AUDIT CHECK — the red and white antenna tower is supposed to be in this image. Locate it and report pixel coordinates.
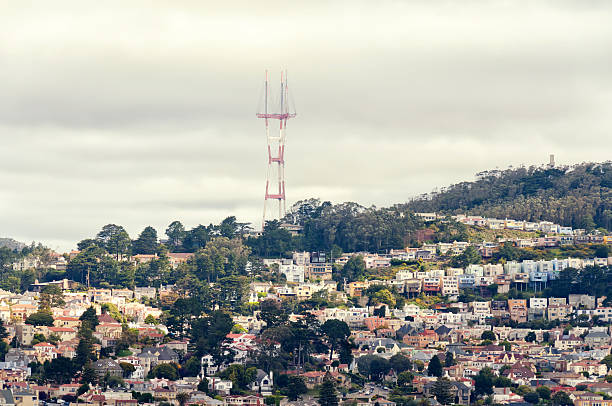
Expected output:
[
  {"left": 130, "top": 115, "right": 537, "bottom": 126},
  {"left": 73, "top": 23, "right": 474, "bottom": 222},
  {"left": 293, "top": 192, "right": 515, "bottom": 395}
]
[{"left": 257, "top": 70, "right": 296, "bottom": 229}]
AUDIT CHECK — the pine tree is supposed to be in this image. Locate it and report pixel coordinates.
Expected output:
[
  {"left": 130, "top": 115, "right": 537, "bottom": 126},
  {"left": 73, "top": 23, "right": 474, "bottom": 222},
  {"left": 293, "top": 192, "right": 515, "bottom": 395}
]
[
  {"left": 75, "top": 327, "right": 96, "bottom": 369},
  {"left": 432, "top": 377, "right": 455, "bottom": 405},
  {"left": 0, "top": 319, "right": 8, "bottom": 362},
  {"left": 133, "top": 226, "right": 159, "bottom": 255},
  {"left": 318, "top": 377, "right": 339, "bottom": 406},
  {"left": 81, "top": 362, "right": 97, "bottom": 385},
  {"left": 427, "top": 355, "right": 443, "bottom": 377},
  {"left": 287, "top": 376, "right": 308, "bottom": 401},
  {"left": 79, "top": 307, "right": 99, "bottom": 330},
  {"left": 0, "top": 319, "right": 8, "bottom": 340},
  {"left": 444, "top": 352, "right": 455, "bottom": 367},
  {"left": 474, "top": 367, "right": 494, "bottom": 397}
]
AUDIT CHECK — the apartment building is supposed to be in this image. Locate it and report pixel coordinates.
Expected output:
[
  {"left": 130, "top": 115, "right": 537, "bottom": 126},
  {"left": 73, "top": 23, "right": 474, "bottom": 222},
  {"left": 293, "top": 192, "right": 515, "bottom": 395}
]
[
  {"left": 305, "top": 263, "right": 332, "bottom": 281},
  {"left": 279, "top": 263, "right": 305, "bottom": 283},
  {"left": 471, "top": 301, "right": 491, "bottom": 315},
  {"left": 507, "top": 299, "right": 528, "bottom": 323},
  {"left": 548, "top": 305, "right": 572, "bottom": 321},
  {"left": 423, "top": 278, "right": 441, "bottom": 294},
  {"left": 529, "top": 298, "right": 547, "bottom": 309},
  {"left": 441, "top": 277, "right": 459, "bottom": 296}
]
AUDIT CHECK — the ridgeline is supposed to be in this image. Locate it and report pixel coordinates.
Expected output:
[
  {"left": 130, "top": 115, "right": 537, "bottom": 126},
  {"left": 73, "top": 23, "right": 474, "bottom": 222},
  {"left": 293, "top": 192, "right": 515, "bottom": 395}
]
[{"left": 403, "top": 161, "right": 612, "bottom": 231}]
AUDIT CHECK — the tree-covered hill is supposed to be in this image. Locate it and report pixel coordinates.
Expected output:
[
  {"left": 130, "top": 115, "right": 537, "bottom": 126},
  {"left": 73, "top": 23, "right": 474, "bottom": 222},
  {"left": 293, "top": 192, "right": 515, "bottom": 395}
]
[
  {"left": 250, "top": 201, "right": 425, "bottom": 257},
  {"left": 403, "top": 162, "right": 612, "bottom": 231}
]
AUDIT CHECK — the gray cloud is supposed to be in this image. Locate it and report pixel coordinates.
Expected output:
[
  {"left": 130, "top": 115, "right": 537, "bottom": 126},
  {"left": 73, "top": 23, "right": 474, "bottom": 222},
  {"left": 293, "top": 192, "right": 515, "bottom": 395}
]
[{"left": 1, "top": 1, "right": 611, "bottom": 251}]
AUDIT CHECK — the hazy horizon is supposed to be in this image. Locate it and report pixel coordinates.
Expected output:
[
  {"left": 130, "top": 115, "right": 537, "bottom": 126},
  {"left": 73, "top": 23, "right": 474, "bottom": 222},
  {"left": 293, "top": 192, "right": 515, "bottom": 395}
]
[{"left": 2, "top": 1, "right": 612, "bottom": 252}]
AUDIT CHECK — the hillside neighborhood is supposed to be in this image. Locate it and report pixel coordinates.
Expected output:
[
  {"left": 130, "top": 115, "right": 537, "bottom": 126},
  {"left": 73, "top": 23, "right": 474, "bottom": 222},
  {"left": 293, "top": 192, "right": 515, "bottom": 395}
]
[
  {"left": 2, "top": 1, "right": 612, "bottom": 405},
  {"left": 1, "top": 211, "right": 612, "bottom": 406}
]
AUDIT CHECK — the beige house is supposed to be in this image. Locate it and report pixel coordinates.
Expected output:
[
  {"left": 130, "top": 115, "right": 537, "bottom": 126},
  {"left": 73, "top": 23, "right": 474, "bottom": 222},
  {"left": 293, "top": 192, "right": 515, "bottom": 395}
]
[
  {"left": 569, "top": 360, "right": 608, "bottom": 377},
  {"left": 53, "top": 316, "right": 81, "bottom": 329},
  {"left": 47, "top": 326, "right": 78, "bottom": 342},
  {"left": 10, "top": 304, "right": 38, "bottom": 321}
]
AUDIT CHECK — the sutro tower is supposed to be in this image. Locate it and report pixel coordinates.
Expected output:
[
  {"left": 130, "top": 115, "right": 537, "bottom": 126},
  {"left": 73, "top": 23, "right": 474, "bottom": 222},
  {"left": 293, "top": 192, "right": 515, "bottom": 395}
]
[{"left": 257, "top": 70, "right": 296, "bottom": 229}]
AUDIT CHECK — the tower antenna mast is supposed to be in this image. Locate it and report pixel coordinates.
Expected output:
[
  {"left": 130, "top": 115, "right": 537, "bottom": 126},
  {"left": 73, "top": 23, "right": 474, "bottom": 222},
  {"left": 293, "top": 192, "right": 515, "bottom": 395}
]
[{"left": 257, "top": 70, "right": 296, "bottom": 230}]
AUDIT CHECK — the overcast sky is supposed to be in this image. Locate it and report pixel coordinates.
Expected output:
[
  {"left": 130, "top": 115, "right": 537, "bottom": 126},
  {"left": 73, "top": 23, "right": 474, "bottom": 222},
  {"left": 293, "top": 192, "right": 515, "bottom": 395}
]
[{"left": 1, "top": 1, "right": 611, "bottom": 252}]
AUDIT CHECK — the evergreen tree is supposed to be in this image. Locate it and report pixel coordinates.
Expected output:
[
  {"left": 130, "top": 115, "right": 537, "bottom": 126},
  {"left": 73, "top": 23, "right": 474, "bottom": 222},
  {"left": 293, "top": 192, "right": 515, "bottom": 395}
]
[
  {"left": 321, "top": 319, "right": 351, "bottom": 361},
  {"left": 77, "top": 383, "right": 90, "bottom": 396},
  {"left": 286, "top": 376, "right": 308, "bottom": 401},
  {"left": 317, "top": 377, "right": 339, "bottom": 406},
  {"left": 218, "top": 216, "right": 239, "bottom": 239},
  {"left": 356, "top": 355, "right": 391, "bottom": 381},
  {"left": 536, "top": 386, "right": 551, "bottom": 400},
  {"left": 340, "top": 255, "right": 366, "bottom": 281},
  {"left": 389, "top": 354, "right": 412, "bottom": 373},
  {"left": 432, "top": 377, "right": 454, "bottom": 405},
  {"left": 166, "top": 221, "right": 187, "bottom": 251},
  {"left": 81, "top": 362, "right": 97, "bottom": 385},
  {"left": 144, "top": 315, "right": 157, "bottom": 325},
  {"left": 43, "top": 356, "right": 76, "bottom": 384},
  {"left": 0, "top": 319, "right": 8, "bottom": 361},
  {"left": 474, "top": 367, "right": 495, "bottom": 397},
  {"left": 338, "top": 340, "right": 354, "bottom": 365},
  {"left": 96, "top": 224, "right": 131, "bottom": 260},
  {"left": 79, "top": 306, "right": 99, "bottom": 330},
  {"left": 75, "top": 327, "right": 96, "bottom": 369},
  {"left": 39, "top": 285, "right": 65, "bottom": 309},
  {"left": 132, "top": 226, "right": 158, "bottom": 255},
  {"left": 444, "top": 352, "right": 455, "bottom": 367},
  {"left": 553, "top": 391, "right": 573, "bottom": 406},
  {"left": 191, "top": 310, "right": 234, "bottom": 364},
  {"left": 397, "top": 371, "right": 414, "bottom": 388},
  {"left": 524, "top": 391, "right": 540, "bottom": 404},
  {"left": 450, "top": 246, "right": 481, "bottom": 268},
  {"left": 0, "top": 319, "right": 8, "bottom": 339},
  {"left": 25, "top": 310, "right": 54, "bottom": 326},
  {"left": 427, "top": 355, "right": 443, "bottom": 377},
  {"left": 183, "top": 225, "right": 212, "bottom": 252}
]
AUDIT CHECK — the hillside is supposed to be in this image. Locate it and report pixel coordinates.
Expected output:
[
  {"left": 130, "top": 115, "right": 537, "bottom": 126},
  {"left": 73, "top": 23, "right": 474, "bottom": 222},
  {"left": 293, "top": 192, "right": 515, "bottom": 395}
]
[
  {"left": 465, "top": 227, "right": 538, "bottom": 243},
  {"left": 404, "top": 162, "right": 612, "bottom": 231}
]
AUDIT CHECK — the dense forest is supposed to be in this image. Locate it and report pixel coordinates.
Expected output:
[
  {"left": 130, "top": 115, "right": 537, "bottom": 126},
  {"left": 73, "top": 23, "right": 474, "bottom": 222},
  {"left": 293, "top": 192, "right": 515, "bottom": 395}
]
[{"left": 404, "top": 162, "right": 612, "bottom": 231}]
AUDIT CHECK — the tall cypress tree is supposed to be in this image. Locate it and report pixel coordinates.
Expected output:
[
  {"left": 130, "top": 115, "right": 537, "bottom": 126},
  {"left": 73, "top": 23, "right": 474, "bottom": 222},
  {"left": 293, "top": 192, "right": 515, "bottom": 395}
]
[
  {"left": 79, "top": 306, "right": 99, "bottom": 330},
  {"left": 75, "top": 326, "right": 96, "bottom": 369},
  {"left": 0, "top": 319, "right": 8, "bottom": 361},
  {"left": 444, "top": 352, "right": 455, "bottom": 367},
  {"left": 427, "top": 355, "right": 443, "bottom": 377},
  {"left": 0, "top": 319, "right": 8, "bottom": 340},
  {"left": 318, "top": 376, "right": 339, "bottom": 406}
]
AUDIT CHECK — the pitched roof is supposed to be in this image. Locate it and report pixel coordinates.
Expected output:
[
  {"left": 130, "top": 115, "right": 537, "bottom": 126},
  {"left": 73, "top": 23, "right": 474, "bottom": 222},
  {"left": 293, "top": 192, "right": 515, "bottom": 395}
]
[
  {"left": 435, "top": 325, "right": 452, "bottom": 335},
  {"left": 98, "top": 313, "right": 119, "bottom": 324},
  {"left": 586, "top": 331, "right": 610, "bottom": 338},
  {"left": 33, "top": 342, "right": 55, "bottom": 347}
]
